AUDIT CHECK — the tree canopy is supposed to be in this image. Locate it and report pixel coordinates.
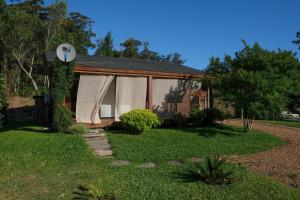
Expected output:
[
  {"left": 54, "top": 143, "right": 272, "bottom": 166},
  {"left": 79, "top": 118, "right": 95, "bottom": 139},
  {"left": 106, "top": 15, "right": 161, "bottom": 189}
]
[{"left": 206, "top": 41, "right": 300, "bottom": 131}]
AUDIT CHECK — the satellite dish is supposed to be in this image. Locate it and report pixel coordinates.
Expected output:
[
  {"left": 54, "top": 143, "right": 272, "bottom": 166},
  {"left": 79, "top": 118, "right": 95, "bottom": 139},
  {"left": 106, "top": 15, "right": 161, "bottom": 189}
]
[{"left": 56, "top": 43, "right": 76, "bottom": 62}]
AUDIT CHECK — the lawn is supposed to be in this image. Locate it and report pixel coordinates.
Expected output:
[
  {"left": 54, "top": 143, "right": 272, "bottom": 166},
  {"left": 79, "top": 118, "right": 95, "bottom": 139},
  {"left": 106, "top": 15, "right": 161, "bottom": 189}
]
[
  {"left": 260, "top": 120, "right": 300, "bottom": 128},
  {"left": 106, "top": 125, "right": 285, "bottom": 163},
  {"left": 0, "top": 123, "right": 299, "bottom": 200}
]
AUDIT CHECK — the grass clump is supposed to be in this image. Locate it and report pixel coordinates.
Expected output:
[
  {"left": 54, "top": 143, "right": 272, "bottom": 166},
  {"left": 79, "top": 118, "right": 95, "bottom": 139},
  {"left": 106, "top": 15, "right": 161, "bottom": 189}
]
[{"left": 66, "top": 124, "right": 88, "bottom": 135}]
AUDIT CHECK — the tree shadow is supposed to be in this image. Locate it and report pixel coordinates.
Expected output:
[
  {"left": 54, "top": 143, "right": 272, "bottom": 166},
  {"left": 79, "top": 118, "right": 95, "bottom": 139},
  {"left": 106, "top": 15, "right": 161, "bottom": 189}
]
[
  {"left": 1, "top": 121, "right": 52, "bottom": 134},
  {"left": 172, "top": 168, "right": 202, "bottom": 183},
  {"left": 153, "top": 80, "right": 201, "bottom": 117},
  {"left": 177, "top": 125, "right": 244, "bottom": 138}
]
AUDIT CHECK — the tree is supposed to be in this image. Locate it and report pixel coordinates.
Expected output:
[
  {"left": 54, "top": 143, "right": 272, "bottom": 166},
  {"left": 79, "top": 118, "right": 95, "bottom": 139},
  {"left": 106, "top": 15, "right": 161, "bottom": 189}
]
[
  {"left": 95, "top": 32, "right": 114, "bottom": 57},
  {"left": 139, "top": 42, "right": 160, "bottom": 61},
  {"left": 293, "top": 31, "right": 300, "bottom": 50},
  {"left": 208, "top": 41, "right": 300, "bottom": 131},
  {"left": 120, "top": 38, "right": 142, "bottom": 58},
  {"left": 57, "top": 12, "right": 95, "bottom": 54},
  {"left": 0, "top": 8, "right": 43, "bottom": 94}
]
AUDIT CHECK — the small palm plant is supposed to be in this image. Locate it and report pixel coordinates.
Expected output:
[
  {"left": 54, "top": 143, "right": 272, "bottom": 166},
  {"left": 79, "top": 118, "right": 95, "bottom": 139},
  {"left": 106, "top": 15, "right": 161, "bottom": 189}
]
[
  {"left": 195, "top": 156, "right": 234, "bottom": 185},
  {"left": 72, "top": 179, "right": 116, "bottom": 200},
  {"left": 177, "top": 156, "right": 234, "bottom": 185}
]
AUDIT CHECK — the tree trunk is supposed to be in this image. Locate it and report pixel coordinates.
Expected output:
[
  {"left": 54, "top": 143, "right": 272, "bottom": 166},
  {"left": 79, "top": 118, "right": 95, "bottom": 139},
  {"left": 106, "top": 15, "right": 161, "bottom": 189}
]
[
  {"left": 2, "top": 54, "right": 8, "bottom": 98},
  {"left": 243, "top": 118, "right": 253, "bottom": 132}
]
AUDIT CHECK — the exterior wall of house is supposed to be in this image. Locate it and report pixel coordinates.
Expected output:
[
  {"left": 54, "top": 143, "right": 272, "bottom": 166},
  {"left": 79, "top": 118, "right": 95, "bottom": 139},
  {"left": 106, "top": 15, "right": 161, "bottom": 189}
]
[
  {"left": 69, "top": 72, "right": 211, "bottom": 125},
  {"left": 100, "top": 78, "right": 116, "bottom": 118}
]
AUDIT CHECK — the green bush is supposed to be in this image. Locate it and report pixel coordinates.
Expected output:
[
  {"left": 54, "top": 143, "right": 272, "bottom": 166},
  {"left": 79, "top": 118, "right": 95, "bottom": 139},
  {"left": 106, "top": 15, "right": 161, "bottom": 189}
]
[
  {"left": 202, "top": 108, "right": 225, "bottom": 125},
  {"left": 107, "top": 121, "right": 125, "bottom": 130},
  {"left": 190, "top": 108, "right": 205, "bottom": 127},
  {"left": 120, "top": 109, "right": 160, "bottom": 134},
  {"left": 50, "top": 59, "right": 74, "bottom": 132},
  {"left": 66, "top": 124, "right": 87, "bottom": 134},
  {"left": 171, "top": 113, "right": 188, "bottom": 128},
  {"left": 52, "top": 104, "right": 72, "bottom": 132}
]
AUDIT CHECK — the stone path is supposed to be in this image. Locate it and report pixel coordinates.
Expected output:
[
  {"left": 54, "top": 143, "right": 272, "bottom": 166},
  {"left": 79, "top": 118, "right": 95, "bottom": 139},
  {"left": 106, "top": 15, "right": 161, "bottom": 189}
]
[
  {"left": 84, "top": 129, "right": 113, "bottom": 157},
  {"left": 224, "top": 119, "right": 300, "bottom": 188}
]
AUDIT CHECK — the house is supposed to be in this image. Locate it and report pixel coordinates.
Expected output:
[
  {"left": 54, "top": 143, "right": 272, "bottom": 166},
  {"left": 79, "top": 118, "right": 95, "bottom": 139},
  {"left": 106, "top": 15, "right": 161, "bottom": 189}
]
[{"left": 46, "top": 52, "right": 212, "bottom": 127}]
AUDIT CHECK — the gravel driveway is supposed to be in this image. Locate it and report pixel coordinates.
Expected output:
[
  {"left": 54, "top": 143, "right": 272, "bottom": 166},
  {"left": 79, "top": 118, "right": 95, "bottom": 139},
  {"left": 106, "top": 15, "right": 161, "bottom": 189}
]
[{"left": 224, "top": 119, "right": 300, "bottom": 188}]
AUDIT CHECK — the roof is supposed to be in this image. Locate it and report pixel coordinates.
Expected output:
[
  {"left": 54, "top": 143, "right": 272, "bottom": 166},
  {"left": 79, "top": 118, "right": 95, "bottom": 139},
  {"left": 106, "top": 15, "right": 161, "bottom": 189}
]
[{"left": 46, "top": 52, "right": 204, "bottom": 76}]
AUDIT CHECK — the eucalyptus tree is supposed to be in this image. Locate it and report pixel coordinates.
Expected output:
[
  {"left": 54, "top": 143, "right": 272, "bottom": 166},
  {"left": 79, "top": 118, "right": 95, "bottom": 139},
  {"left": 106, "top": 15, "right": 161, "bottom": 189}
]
[
  {"left": 95, "top": 31, "right": 114, "bottom": 57},
  {"left": 120, "top": 38, "right": 142, "bottom": 58}
]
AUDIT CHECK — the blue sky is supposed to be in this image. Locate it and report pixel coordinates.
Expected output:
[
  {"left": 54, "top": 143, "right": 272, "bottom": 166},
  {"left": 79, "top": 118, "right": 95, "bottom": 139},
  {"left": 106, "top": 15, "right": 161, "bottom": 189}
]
[{"left": 51, "top": 0, "right": 299, "bottom": 69}]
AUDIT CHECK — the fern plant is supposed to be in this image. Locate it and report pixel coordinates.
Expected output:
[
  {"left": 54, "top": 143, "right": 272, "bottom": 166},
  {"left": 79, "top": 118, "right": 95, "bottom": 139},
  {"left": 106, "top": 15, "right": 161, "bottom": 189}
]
[
  {"left": 191, "top": 156, "right": 233, "bottom": 185},
  {"left": 73, "top": 180, "right": 116, "bottom": 200}
]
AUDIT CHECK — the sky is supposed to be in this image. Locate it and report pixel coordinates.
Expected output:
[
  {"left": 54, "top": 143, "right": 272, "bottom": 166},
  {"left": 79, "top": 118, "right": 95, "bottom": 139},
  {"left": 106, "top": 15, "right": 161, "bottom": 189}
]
[{"left": 47, "top": 0, "right": 299, "bottom": 69}]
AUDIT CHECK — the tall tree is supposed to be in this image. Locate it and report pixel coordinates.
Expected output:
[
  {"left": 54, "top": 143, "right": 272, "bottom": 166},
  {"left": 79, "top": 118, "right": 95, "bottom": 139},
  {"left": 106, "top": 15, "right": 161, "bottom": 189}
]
[
  {"left": 57, "top": 12, "right": 95, "bottom": 54},
  {"left": 120, "top": 38, "right": 142, "bottom": 58},
  {"left": 293, "top": 31, "right": 300, "bottom": 50},
  {"left": 0, "top": 7, "right": 43, "bottom": 94},
  {"left": 95, "top": 32, "right": 114, "bottom": 57},
  {"left": 139, "top": 42, "right": 160, "bottom": 61},
  {"left": 208, "top": 41, "right": 300, "bottom": 131}
]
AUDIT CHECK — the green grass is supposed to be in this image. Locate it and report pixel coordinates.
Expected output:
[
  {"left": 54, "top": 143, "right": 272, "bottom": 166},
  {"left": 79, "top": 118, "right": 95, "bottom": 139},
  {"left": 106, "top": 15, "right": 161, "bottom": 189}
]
[
  {"left": 260, "top": 120, "right": 300, "bottom": 128},
  {"left": 107, "top": 125, "right": 285, "bottom": 163},
  {"left": 0, "top": 123, "right": 299, "bottom": 200}
]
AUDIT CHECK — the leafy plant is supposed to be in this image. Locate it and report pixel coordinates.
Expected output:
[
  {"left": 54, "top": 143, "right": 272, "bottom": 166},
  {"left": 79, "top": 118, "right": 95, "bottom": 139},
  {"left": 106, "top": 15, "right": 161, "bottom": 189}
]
[
  {"left": 190, "top": 108, "right": 205, "bottom": 127},
  {"left": 51, "top": 59, "right": 74, "bottom": 132},
  {"left": 66, "top": 124, "right": 87, "bottom": 135},
  {"left": 180, "top": 156, "right": 234, "bottom": 185},
  {"left": 202, "top": 108, "right": 225, "bottom": 126},
  {"left": 52, "top": 104, "right": 73, "bottom": 132},
  {"left": 73, "top": 180, "right": 116, "bottom": 200},
  {"left": 171, "top": 113, "right": 188, "bottom": 128},
  {"left": 120, "top": 109, "right": 160, "bottom": 134}
]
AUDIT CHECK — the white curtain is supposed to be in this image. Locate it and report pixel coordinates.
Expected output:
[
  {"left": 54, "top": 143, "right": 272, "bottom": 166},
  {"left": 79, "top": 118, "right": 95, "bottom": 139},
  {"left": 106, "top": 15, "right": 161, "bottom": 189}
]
[
  {"left": 152, "top": 78, "right": 178, "bottom": 117},
  {"left": 115, "top": 76, "right": 147, "bottom": 120},
  {"left": 76, "top": 74, "right": 114, "bottom": 124}
]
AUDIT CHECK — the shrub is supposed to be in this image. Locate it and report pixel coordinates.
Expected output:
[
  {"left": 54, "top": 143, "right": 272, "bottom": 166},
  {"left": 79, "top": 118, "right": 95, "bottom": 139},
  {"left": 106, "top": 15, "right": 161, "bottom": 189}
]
[
  {"left": 66, "top": 124, "right": 87, "bottom": 134},
  {"left": 120, "top": 109, "right": 160, "bottom": 134},
  {"left": 50, "top": 59, "right": 74, "bottom": 132},
  {"left": 73, "top": 180, "right": 116, "bottom": 200},
  {"left": 202, "top": 108, "right": 225, "bottom": 126},
  {"left": 171, "top": 113, "right": 188, "bottom": 128},
  {"left": 190, "top": 108, "right": 205, "bottom": 127},
  {"left": 52, "top": 104, "right": 72, "bottom": 132},
  {"left": 106, "top": 121, "right": 125, "bottom": 130},
  {"left": 179, "top": 156, "right": 233, "bottom": 185}
]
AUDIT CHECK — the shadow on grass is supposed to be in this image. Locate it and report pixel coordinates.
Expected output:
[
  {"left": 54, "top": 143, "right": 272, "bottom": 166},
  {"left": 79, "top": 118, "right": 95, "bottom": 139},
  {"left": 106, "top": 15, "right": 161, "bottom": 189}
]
[
  {"left": 105, "top": 129, "right": 141, "bottom": 135},
  {"left": 1, "top": 121, "right": 53, "bottom": 134},
  {"left": 173, "top": 169, "right": 202, "bottom": 183},
  {"left": 178, "top": 125, "right": 245, "bottom": 138}
]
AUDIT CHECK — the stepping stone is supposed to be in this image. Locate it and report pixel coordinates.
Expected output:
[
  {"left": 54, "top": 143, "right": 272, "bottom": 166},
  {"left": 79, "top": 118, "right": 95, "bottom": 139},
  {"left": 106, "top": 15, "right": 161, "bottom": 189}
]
[
  {"left": 84, "top": 132, "right": 113, "bottom": 157},
  {"left": 167, "top": 160, "right": 183, "bottom": 166},
  {"left": 111, "top": 160, "right": 130, "bottom": 166},
  {"left": 88, "top": 129, "right": 103, "bottom": 134},
  {"left": 95, "top": 149, "right": 113, "bottom": 157},
  {"left": 138, "top": 162, "right": 156, "bottom": 168},
  {"left": 189, "top": 157, "right": 204, "bottom": 163}
]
